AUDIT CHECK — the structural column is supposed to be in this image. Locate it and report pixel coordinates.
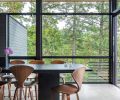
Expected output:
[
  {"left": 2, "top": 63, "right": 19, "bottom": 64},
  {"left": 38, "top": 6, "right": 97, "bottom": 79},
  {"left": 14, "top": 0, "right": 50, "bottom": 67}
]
[{"left": 0, "top": 14, "right": 8, "bottom": 67}]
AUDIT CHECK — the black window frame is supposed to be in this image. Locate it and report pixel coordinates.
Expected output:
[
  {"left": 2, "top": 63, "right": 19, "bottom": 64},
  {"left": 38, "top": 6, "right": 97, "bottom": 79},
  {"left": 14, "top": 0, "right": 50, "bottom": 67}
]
[{"left": 0, "top": 0, "right": 118, "bottom": 84}]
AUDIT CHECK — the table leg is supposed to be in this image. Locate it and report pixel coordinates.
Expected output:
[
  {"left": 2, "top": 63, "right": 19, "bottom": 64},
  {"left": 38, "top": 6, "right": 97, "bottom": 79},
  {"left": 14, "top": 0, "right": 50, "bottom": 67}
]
[{"left": 38, "top": 73, "right": 59, "bottom": 100}]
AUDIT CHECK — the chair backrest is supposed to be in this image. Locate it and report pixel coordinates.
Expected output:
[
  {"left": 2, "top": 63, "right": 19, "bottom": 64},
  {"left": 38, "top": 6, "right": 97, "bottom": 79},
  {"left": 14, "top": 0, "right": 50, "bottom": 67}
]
[
  {"left": 72, "top": 67, "right": 86, "bottom": 92},
  {"left": 29, "top": 60, "right": 44, "bottom": 64},
  {"left": 10, "top": 60, "right": 25, "bottom": 64},
  {"left": 10, "top": 65, "right": 34, "bottom": 87},
  {"left": 51, "top": 60, "right": 65, "bottom": 64}
]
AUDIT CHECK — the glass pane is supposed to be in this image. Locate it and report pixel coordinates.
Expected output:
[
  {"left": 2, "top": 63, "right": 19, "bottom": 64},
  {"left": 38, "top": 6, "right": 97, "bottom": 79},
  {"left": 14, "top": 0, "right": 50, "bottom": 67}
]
[
  {"left": 117, "top": 15, "right": 120, "bottom": 87},
  {"left": 42, "top": 15, "right": 109, "bottom": 56},
  {"left": 9, "top": 15, "right": 36, "bottom": 56},
  {"left": 42, "top": 2, "right": 109, "bottom": 13},
  {"left": 117, "top": 0, "right": 120, "bottom": 9},
  {"left": 0, "top": 1, "right": 36, "bottom": 13},
  {"left": 43, "top": 58, "right": 109, "bottom": 83}
]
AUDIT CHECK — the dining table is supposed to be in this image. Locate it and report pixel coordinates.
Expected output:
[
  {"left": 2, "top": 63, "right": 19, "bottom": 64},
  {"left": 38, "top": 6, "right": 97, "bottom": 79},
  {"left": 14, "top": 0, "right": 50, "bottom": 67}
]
[{"left": 2, "top": 64, "right": 91, "bottom": 100}]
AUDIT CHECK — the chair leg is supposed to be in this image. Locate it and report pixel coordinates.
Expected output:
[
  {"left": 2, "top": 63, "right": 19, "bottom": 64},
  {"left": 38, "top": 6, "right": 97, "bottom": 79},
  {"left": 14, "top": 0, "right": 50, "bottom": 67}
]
[
  {"left": 62, "top": 93, "right": 66, "bottom": 100},
  {"left": 13, "top": 88, "right": 18, "bottom": 100},
  {"left": 35, "top": 85, "right": 38, "bottom": 100},
  {"left": 0, "top": 86, "right": 4, "bottom": 100},
  {"left": 67, "top": 94, "right": 70, "bottom": 100},
  {"left": 24, "top": 87, "right": 27, "bottom": 100},
  {"left": 2, "top": 85, "right": 4, "bottom": 99},
  {"left": 28, "top": 89, "right": 30, "bottom": 99},
  {"left": 76, "top": 93, "right": 79, "bottom": 100},
  {"left": 29, "top": 87, "right": 33, "bottom": 100},
  {"left": 17, "top": 91, "right": 19, "bottom": 100},
  {"left": 20, "top": 88, "right": 23, "bottom": 100},
  {"left": 8, "top": 83, "right": 11, "bottom": 100}
]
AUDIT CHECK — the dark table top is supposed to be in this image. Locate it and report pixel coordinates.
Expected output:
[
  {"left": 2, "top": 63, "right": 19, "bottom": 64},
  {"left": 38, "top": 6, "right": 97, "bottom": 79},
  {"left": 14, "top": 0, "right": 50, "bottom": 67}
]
[{"left": 2, "top": 64, "right": 91, "bottom": 73}]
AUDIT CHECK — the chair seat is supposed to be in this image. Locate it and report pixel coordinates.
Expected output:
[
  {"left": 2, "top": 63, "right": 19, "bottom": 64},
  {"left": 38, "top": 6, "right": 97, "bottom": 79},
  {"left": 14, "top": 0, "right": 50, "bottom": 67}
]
[
  {"left": 28, "top": 73, "right": 36, "bottom": 79},
  {"left": 13, "top": 80, "right": 37, "bottom": 87},
  {"left": 24, "top": 81, "right": 37, "bottom": 87},
  {"left": 52, "top": 84, "right": 78, "bottom": 94},
  {"left": 1, "top": 74, "right": 14, "bottom": 79}
]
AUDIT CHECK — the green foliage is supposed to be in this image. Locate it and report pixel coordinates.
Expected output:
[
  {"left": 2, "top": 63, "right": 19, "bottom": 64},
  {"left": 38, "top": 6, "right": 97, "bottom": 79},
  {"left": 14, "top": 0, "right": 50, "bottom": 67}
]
[
  {"left": 27, "top": 25, "right": 36, "bottom": 56},
  {"left": 0, "top": 2, "right": 24, "bottom": 13},
  {"left": 42, "top": 2, "right": 109, "bottom": 58}
]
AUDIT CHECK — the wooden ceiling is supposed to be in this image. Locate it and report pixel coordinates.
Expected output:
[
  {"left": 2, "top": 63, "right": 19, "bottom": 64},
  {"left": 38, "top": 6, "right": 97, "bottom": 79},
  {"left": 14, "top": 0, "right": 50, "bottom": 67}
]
[{"left": 0, "top": 0, "right": 109, "bottom": 2}]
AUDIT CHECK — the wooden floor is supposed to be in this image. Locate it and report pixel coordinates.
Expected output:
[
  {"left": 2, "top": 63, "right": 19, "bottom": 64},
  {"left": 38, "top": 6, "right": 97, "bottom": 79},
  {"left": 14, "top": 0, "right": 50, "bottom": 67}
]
[{"left": 3, "top": 84, "right": 120, "bottom": 100}]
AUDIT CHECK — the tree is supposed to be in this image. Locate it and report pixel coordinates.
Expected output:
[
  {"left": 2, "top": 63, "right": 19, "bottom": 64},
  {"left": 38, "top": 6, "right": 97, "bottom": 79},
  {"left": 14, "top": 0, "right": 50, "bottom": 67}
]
[{"left": 0, "top": 2, "right": 24, "bottom": 13}]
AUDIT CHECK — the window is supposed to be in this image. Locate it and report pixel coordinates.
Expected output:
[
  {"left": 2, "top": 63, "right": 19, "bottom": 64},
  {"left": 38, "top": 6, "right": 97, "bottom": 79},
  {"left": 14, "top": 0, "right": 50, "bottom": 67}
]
[
  {"left": 0, "top": 0, "right": 113, "bottom": 83},
  {"left": 42, "top": 15, "right": 109, "bottom": 56},
  {"left": 42, "top": 1, "right": 109, "bottom": 83},
  {"left": 42, "top": 2, "right": 109, "bottom": 13},
  {"left": 117, "top": 15, "right": 120, "bottom": 87}
]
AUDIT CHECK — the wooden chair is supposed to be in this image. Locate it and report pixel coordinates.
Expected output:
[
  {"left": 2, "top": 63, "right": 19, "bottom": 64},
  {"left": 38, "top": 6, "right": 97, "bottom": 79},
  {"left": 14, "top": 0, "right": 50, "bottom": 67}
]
[
  {"left": 0, "top": 81, "right": 7, "bottom": 100},
  {"left": 51, "top": 60, "right": 65, "bottom": 64},
  {"left": 0, "top": 67, "right": 2, "bottom": 72},
  {"left": 29, "top": 60, "right": 45, "bottom": 100},
  {"left": 2, "top": 60, "right": 25, "bottom": 81},
  {"left": 10, "top": 65, "right": 34, "bottom": 100},
  {"left": 29, "top": 60, "right": 44, "bottom": 81},
  {"left": 1, "top": 60, "right": 25, "bottom": 99},
  {"left": 10, "top": 60, "right": 25, "bottom": 64},
  {"left": 0, "top": 67, "right": 8, "bottom": 100},
  {"left": 2, "top": 60, "right": 25, "bottom": 79},
  {"left": 51, "top": 60, "right": 66, "bottom": 83},
  {"left": 10, "top": 60, "right": 37, "bottom": 100},
  {"left": 29, "top": 60, "right": 44, "bottom": 64},
  {"left": 51, "top": 67, "right": 86, "bottom": 100}
]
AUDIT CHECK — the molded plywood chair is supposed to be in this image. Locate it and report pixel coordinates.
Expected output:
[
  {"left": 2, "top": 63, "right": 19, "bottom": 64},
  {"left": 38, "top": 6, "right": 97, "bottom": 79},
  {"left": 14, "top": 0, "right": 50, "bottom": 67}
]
[
  {"left": 29, "top": 60, "right": 45, "bottom": 80},
  {"left": 51, "top": 60, "right": 65, "bottom": 83},
  {"left": 10, "top": 65, "right": 34, "bottom": 100},
  {"left": 10, "top": 60, "right": 25, "bottom": 64},
  {"left": 10, "top": 60, "right": 37, "bottom": 100},
  {"left": 51, "top": 60, "right": 65, "bottom": 64},
  {"left": 2, "top": 60, "right": 25, "bottom": 80},
  {"left": 0, "top": 67, "right": 8, "bottom": 100},
  {"left": 29, "top": 60, "right": 45, "bottom": 100},
  {"left": 0, "top": 81, "right": 7, "bottom": 100},
  {"left": 0, "top": 67, "right": 2, "bottom": 72},
  {"left": 29, "top": 59, "right": 44, "bottom": 81},
  {"left": 51, "top": 67, "right": 86, "bottom": 100},
  {"left": 29, "top": 60, "right": 44, "bottom": 64},
  {"left": 1, "top": 60, "right": 25, "bottom": 99}
]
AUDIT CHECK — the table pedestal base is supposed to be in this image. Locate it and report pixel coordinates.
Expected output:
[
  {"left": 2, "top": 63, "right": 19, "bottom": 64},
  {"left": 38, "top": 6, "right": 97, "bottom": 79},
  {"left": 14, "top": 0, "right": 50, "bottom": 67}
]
[{"left": 38, "top": 73, "right": 59, "bottom": 100}]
